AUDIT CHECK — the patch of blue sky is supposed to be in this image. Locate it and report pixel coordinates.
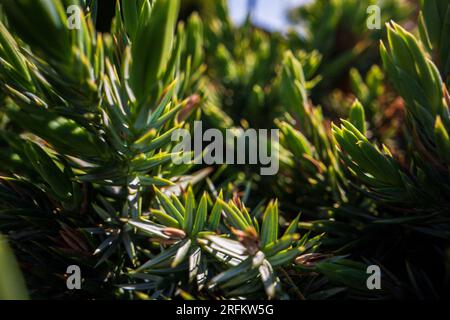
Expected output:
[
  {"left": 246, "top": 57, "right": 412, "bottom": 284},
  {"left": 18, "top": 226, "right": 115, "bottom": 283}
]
[{"left": 228, "top": 0, "right": 310, "bottom": 33}]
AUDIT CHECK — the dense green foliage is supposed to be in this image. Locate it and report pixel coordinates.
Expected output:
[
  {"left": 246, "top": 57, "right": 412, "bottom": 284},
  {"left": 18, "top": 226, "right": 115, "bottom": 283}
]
[{"left": 0, "top": 0, "right": 449, "bottom": 300}]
